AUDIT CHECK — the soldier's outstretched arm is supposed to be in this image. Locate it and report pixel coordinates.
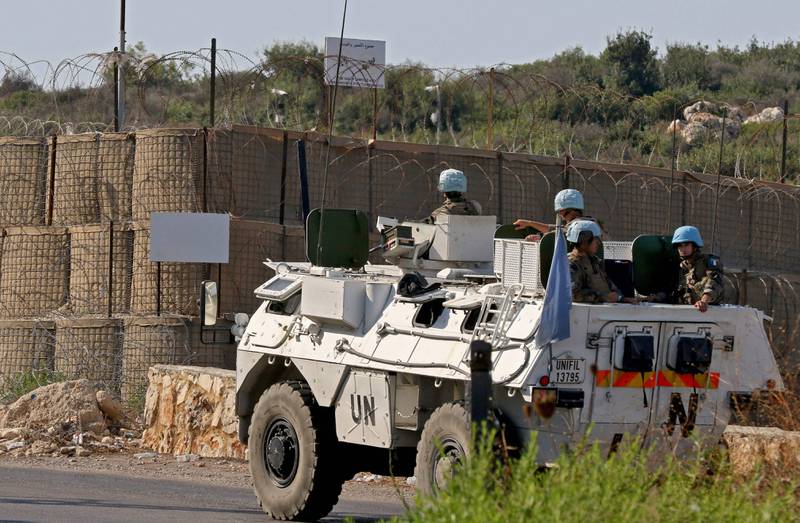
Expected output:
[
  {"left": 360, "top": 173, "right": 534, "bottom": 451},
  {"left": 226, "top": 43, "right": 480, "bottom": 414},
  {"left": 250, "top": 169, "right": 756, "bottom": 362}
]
[{"left": 513, "top": 218, "right": 549, "bottom": 234}]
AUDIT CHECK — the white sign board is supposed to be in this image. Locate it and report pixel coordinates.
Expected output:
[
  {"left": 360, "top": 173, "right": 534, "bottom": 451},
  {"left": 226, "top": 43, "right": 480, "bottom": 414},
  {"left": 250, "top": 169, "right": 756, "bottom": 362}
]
[
  {"left": 150, "top": 212, "right": 230, "bottom": 263},
  {"left": 324, "top": 37, "right": 386, "bottom": 89}
]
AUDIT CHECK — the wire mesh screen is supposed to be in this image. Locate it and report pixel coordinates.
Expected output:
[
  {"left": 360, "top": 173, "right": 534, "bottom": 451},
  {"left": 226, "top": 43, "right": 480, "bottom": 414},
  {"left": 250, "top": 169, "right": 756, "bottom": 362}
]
[
  {"left": 206, "top": 128, "right": 233, "bottom": 214},
  {"left": 222, "top": 219, "right": 283, "bottom": 315},
  {"left": 132, "top": 128, "right": 204, "bottom": 221},
  {"left": 51, "top": 133, "right": 100, "bottom": 226},
  {"left": 0, "top": 227, "right": 69, "bottom": 318},
  {"left": 0, "top": 320, "right": 55, "bottom": 396},
  {"left": 69, "top": 223, "right": 133, "bottom": 315},
  {"left": 283, "top": 225, "right": 307, "bottom": 262},
  {"left": 228, "top": 126, "right": 283, "bottom": 220},
  {"left": 0, "top": 137, "right": 48, "bottom": 226},
  {"left": 499, "top": 156, "right": 562, "bottom": 226},
  {"left": 54, "top": 318, "right": 122, "bottom": 394},
  {"left": 130, "top": 222, "right": 206, "bottom": 316},
  {"left": 369, "top": 144, "right": 439, "bottom": 222},
  {"left": 187, "top": 317, "right": 236, "bottom": 370},
  {"left": 121, "top": 315, "right": 192, "bottom": 401},
  {"left": 98, "top": 132, "right": 135, "bottom": 222}
]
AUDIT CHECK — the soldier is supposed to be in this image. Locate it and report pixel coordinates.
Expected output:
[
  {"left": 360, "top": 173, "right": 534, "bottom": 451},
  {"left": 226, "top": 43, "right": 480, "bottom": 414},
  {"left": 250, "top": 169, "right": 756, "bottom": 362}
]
[
  {"left": 567, "top": 220, "right": 636, "bottom": 304},
  {"left": 671, "top": 225, "right": 724, "bottom": 313},
  {"left": 427, "top": 168, "right": 481, "bottom": 222},
  {"left": 513, "top": 189, "right": 587, "bottom": 240}
]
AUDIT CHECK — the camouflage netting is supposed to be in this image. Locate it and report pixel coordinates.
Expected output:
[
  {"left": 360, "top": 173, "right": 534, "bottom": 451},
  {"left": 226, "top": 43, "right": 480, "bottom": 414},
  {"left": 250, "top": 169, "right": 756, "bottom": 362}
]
[
  {"left": 54, "top": 318, "right": 123, "bottom": 394},
  {"left": 69, "top": 223, "right": 133, "bottom": 315},
  {"left": 0, "top": 137, "right": 48, "bottom": 226},
  {"left": 0, "top": 227, "right": 69, "bottom": 318},
  {"left": 121, "top": 315, "right": 192, "bottom": 401},
  {"left": 130, "top": 222, "right": 206, "bottom": 316},
  {"left": 132, "top": 128, "right": 204, "bottom": 221},
  {"left": 98, "top": 133, "right": 135, "bottom": 222},
  {"left": 0, "top": 320, "right": 55, "bottom": 396},
  {"left": 221, "top": 219, "right": 283, "bottom": 315},
  {"left": 51, "top": 133, "right": 100, "bottom": 225}
]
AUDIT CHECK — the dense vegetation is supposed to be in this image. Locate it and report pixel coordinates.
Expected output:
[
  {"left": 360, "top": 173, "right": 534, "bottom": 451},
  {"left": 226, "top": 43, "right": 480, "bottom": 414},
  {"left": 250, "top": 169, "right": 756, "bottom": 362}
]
[
  {"left": 1, "top": 31, "right": 799, "bottom": 181},
  {"left": 398, "top": 433, "right": 799, "bottom": 523}
]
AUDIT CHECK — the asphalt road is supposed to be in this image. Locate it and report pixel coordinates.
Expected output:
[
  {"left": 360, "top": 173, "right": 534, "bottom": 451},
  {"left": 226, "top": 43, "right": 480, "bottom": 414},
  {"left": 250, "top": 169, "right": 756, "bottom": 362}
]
[{"left": 0, "top": 465, "right": 408, "bottom": 523}]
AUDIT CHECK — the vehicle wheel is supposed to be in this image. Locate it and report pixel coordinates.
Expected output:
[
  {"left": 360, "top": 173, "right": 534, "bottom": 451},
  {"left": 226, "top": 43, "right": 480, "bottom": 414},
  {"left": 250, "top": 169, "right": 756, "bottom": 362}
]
[
  {"left": 414, "top": 402, "right": 470, "bottom": 496},
  {"left": 248, "top": 380, "right": 343, "bottom": 521}
]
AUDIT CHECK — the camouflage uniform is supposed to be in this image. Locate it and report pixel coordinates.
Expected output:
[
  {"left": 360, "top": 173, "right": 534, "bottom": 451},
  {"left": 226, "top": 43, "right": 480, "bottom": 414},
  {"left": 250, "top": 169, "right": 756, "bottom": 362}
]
[
  {"left": 568, "top": 252, "right": 620, "bottom": 303},
  {"left": 428, "top": 194, "right": 480, "bottom": 222},
  {"left": 678, "top": 251, "right": 724, "bottom": 305}
]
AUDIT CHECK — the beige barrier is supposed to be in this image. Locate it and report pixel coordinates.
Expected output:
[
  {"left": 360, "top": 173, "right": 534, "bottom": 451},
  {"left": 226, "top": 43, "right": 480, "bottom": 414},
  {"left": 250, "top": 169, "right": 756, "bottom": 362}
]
[
  {"left": 0, "top": 319, "right": 55, "bottom": 394},
  {"left": 69, "top": 223, "right": 133, "bottom": 315},
  {"left": 0, "top": 227, "right": 69, "bottom": 318},
  {"left": 0, "top": 137, "right": 48, "bottom": 226},
  {"left": 54, "top": 318, "right": 122, "bottom": 394}
]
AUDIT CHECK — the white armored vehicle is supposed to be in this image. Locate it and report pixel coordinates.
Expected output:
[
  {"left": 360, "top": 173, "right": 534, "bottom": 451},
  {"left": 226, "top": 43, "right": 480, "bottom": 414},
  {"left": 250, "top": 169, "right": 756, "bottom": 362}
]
[{"left": 212, "top": 208, "right": 783, "bottom": 521}]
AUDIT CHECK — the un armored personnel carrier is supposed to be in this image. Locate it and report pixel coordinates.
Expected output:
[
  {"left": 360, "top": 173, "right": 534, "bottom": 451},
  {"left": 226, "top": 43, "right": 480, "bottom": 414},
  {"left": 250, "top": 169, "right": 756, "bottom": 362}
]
[{"left": 209, "top": 209, "right": 783, "bottom": 521}]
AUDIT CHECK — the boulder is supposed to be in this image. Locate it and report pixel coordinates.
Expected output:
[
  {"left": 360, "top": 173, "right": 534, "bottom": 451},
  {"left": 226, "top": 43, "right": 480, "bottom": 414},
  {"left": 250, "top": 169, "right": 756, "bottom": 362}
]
[
  {"left": 722, "top": 425, "right": 800, "bottom": 476},
  {"left": 142, "top": 365, "right": 244, "bottom": 459},
  {"left": 0, "top": 379, "right": 106, "bottom": 434},
  {"left": 744, "top": 106, "right": 785, "bottom": 125},
  {"left": 683, "top": 100, "right": 717, "bottom": 121},
  {"left": 96, "top": 390, "right": 126, "bottom": 423}
]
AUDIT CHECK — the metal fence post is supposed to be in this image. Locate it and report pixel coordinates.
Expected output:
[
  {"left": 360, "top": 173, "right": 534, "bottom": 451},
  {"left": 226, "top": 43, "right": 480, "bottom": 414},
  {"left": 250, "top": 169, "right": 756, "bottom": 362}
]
[
  {"left": 469, "top": 340, "right": 492, "bottom": 426},
  {"left": 487, "top": 68, "right": 495, "bottom": 150},
  {"left": 209, "top": 38, "right": 217, "bottom": 128},
  {"left": 107, "top": 220, "right": 114, "bottom": 318},
  {"left": 780, "top": 99, "right": 789, "bottom": 183}
]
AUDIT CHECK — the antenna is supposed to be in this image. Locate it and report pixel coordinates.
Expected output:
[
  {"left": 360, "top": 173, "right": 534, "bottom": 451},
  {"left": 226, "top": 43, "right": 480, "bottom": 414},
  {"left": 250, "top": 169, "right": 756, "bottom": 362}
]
[{"left": 316, "top": 0, "right": 348, "bottom": 264}]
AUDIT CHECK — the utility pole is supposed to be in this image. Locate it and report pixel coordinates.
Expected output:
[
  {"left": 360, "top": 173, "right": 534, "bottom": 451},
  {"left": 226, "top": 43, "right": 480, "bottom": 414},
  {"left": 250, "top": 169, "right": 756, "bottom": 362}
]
[{"left": 117, "top": 0, "right": 126, "bottom": 129}]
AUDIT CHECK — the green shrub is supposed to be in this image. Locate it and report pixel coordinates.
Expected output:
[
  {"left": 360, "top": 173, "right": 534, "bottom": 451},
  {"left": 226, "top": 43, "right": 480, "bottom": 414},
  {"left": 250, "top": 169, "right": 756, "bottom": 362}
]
[
  {"left": 399, "top": 432, "right": 798, "bottom": 523},
  {"left": 1, "top": 369, "right": 64, "bottom": 404}
]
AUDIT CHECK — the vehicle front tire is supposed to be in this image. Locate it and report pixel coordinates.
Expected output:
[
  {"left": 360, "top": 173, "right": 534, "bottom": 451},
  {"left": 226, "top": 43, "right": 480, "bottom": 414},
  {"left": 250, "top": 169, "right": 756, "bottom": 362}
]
[
  {"left": 248, "top": 380, "right": 343, "bottom": 521},
  {"left": 414, "top": 402, "right": 470, "bottom": 496}
]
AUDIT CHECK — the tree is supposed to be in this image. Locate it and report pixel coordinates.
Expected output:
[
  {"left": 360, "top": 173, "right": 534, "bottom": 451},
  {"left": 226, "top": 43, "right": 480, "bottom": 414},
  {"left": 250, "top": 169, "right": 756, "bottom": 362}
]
[
  {"left": 602, "top": 30, "right": 661, "bottom": 97},
  {"left": 662, "top": 43, "right": 712, "bottom": 90}
]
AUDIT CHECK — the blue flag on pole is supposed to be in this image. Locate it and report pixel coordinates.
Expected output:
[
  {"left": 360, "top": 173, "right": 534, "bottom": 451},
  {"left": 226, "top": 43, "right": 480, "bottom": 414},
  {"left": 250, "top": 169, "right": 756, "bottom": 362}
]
[{"left": 534, "top": 228, "right": 572, "bottom": 347}]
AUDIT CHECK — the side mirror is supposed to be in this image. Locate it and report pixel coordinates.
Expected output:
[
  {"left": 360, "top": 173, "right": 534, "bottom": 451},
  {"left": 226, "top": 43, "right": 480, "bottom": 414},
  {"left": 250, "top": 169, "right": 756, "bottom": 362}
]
[{"left": 201, "top": 281, "right": 218, "bottom": 326}]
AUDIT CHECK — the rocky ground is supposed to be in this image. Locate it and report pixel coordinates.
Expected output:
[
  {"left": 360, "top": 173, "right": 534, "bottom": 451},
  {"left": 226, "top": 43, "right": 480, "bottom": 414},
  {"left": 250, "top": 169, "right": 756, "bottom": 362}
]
[{"left": 0, "top": 378, "right": 414, "bottom": 505}]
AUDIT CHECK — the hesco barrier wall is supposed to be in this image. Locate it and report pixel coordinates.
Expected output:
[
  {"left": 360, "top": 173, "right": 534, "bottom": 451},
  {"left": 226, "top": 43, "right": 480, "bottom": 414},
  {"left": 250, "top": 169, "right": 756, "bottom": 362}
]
[
  {"left": 97, "top": 132, "right": 135, "bottom": 222},
  {"left": 121, "top": 315, "right": 192, "bottom": 402},
  {"left": 52, "top": 134, "right": 100, "bottom": 225},
  {"left": 0, "top": 227, "right": 69, "bottom": 318},
  {"left": 132, "top": 128, "right": 205, "bottom": 221},
  {"left": 130, "top": 221, "right": 206, "bottom": 316},
  {"left": 1, "top": 124, "right": 800, "bottom": 397},
  {"left": 0, "top": 137, "right": 48, "bottom": 225},
  {"left": 0, "top": 319, "right": 55, "bottom": 394},
  {"left": 69, "top": 223, "right": 132, "bottom": 315},
  {"left": 222, "top": 220, "right": 283, "bottom": 315},
  {"left": 54, "top": 318, "right": 122, "bottom": 393}
]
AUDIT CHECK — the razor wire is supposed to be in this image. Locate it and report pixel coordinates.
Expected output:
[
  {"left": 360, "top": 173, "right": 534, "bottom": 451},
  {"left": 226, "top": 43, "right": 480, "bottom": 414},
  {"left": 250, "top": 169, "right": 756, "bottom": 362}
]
[{"left": 1, "top": 48, "right": 799, "bottom": 182}]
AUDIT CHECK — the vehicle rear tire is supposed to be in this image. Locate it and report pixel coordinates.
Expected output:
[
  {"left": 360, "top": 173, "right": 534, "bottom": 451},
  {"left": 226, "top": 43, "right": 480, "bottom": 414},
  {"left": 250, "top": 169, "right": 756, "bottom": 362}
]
[
  {"left": 414, "top": 402, "right": 470, "bottom": 496},
  {"left": 248, "top": 380, "right": 343, "bottom": 521}
]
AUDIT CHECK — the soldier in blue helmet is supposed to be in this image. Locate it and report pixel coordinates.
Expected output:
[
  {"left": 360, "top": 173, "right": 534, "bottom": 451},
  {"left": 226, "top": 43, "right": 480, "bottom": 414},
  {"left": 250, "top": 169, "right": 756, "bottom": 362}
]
[
  {"left": 513, "top": 189, "right": 600, "bottom": 241},
  {"left": 427, "top": 168, "right": 481, "bottom": 222},
  {"left": 671, "top": 225, "right": 724, "bottom": 312},
  {"left": 567, "top": 219, "right": 637, "bottom": 304}
]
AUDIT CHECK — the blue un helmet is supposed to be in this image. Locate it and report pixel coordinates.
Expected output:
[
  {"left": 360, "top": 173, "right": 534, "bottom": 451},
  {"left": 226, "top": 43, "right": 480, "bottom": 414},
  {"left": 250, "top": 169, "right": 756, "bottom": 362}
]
[
  {"left": 671, "top": 225, "right": 704, "bottom": 248},
  {"left": 438, "top": 168, "right": 467, "bottom": 193},
  {"left": 566, "top": 219, "right": 602, "bottom": 243},
  {"left": 554, "top": 189, "right": 584, "bottom": 212}
]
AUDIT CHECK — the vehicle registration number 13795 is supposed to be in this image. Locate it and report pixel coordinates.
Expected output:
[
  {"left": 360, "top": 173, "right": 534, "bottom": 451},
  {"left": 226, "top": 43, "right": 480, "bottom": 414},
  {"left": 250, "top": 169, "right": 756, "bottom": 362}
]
[{"left": 552, "top": 358, "right": 585, "bottom": 384}]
